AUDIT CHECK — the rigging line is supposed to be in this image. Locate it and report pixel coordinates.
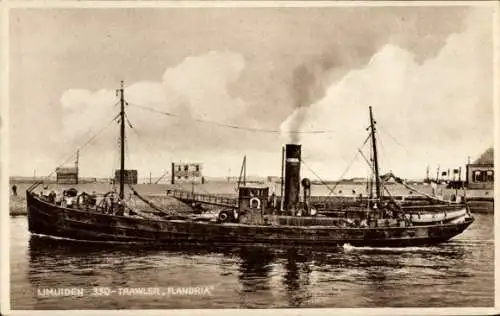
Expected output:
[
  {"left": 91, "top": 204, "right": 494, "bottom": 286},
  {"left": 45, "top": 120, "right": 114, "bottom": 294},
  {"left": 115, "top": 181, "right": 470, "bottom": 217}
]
[
  {"left": 326, "top": 134, "right": 371, "bottom": 195},
  {"left": 126, "top": 123, "right": 172, "bottom": 187},
  {"left": 125, "top": 133, "right": 130, "bottom": 167},
  {"left": 368, "top": 143, "right": 372, "bottom": 198},
  {"left": 111, "top": 135, "right": 120, "bottom": 191},
  {"left": 28, "top": 115, "right": 119, "bottom": 191},
  {"left": 359, "top": 148, "right": 409, "bottom": 202},
  {"left": 377, "top": 134, "right": 390, "bottom": 172},
  {"left": 358, "top": 148, "right": 375, "bottom": 175},
  {"left": 379, "top": 182, "right": 402, "bottom": 210},
  {"left": 128, "top": 103, "right": 335, "bottom": 134},
  {"left": 299, "top": 158, "right": 336, "bottom": 196},
  {"left": 127, "top": 123, "right": 153, "bottom": 158},
  {"left": 125, "top": 122, "right": 168, "bottom": 184},
  {"left": 328, "top": 151, "right": 361, "bottom": 195},
  {"left": 124, "top": 113, "right": 134, "bottom": 129},
  {"left": 125, "top": 127, "right": 169, "bottom": 186},
  {"left": 126, "top": 126, "right": 211, "bottom": 194},
  {"left": 362, "top": 132, "right": 372, "bottom": 146},
  {"left": 155, "top": 170, "right": 169, "bottom": 184},
  {"left": 359, "top": 147, "right": 381, "bottom": 196},
  {"left": 52, "top": 110, "right": 119, "bottom": 171},
  {"left": 124, "top": 114, "right": 166, "bottom": 169},
  {"left": 45, "top": 114, "right": 118, "bottom": 179},
  {"left": 377, "top": 123, "right": 409, "bottom": 153},
  {"left": 358, "top": 147, "right": 387, "bottom": 199}
]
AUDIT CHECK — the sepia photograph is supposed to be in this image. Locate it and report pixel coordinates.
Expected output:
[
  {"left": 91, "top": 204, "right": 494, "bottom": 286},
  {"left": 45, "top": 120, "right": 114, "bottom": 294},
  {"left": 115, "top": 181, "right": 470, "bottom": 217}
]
[{"left": 2, "top": 0, "right": 498, "bottom": 313}]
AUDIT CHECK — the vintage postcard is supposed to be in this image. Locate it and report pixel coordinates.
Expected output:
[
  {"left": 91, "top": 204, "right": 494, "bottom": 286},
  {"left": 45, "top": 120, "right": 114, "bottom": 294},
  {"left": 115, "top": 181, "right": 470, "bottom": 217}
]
[{"left": 1, "top": 1, "right": 498, "bottom": 315}]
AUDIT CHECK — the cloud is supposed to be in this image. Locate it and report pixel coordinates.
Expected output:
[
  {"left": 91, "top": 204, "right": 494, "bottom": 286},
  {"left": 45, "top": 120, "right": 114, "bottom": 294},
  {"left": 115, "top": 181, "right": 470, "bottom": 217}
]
[
  {"left": 280, "top": 8, "right": 493, "bottom": 179},
  {"left": 56, "top": 51, "right": 252, "bottom": 176},
  {"left": 59, "top": 88, "right": 117, "bottom": 142}
]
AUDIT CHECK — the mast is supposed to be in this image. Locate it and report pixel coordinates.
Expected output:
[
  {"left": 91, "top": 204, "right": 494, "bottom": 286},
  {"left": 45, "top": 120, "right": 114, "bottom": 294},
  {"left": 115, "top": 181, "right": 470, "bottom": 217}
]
[
  {"left": 280, "top": 146, "right": 284, "bottom": 211},
  {"left": 237, "top": 155, "right": 247, "bottom": 189},
  {"left": 243, "top": 155, "right": 246, "bottom": 186},
  {"left": 118, "top": 81, "right": 125, "bottom": 200},
  {"left": 369, "top": 106, "right": 381, "bottom": 202},
  {"left": 75, "top": 150, "right": 80, "bottom": 185},
  {"left": 75, "top": 150, "right": 79, "bottom": 169}
]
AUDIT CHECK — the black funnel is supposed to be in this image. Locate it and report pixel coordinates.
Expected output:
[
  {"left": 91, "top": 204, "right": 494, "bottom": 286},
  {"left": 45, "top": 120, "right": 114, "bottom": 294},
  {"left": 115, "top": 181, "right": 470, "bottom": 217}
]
[{"left": 284, "top": 144, "right": 301, "bottom": 212}]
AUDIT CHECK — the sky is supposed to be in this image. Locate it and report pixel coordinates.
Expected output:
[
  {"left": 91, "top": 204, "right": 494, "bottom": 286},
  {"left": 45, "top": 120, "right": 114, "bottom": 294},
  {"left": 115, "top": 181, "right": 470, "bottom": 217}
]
[{"left": 9, "top": 4, "right": 496, "bottom": 181}]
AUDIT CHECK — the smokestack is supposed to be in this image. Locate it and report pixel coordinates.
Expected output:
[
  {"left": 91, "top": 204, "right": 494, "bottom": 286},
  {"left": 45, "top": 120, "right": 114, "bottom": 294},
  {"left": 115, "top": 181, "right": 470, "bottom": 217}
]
[{"left": 284, "top": 144, "right": 301, "bottom": 213}]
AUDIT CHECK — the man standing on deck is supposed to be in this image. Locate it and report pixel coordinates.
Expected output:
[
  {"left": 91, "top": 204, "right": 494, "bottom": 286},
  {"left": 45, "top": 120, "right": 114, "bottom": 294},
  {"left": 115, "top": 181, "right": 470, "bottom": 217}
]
[
  {"left": 12, "top": 184, "right": 17, "bottom": 196},
  {"left": 431, "top": 181, "right": 438, "bottom": 196},
  {"left": 89, "top": 191, "right": 97, "bottom": 207},
  {"left": 40, "top": 186, "right": 49, "bottom": 197}
]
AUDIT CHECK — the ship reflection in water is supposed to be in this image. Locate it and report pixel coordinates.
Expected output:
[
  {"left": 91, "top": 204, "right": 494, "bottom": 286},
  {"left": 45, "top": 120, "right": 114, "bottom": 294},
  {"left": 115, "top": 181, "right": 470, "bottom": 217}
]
[{"left": 10, "top": 214, "right": 493, "bottom": 309}]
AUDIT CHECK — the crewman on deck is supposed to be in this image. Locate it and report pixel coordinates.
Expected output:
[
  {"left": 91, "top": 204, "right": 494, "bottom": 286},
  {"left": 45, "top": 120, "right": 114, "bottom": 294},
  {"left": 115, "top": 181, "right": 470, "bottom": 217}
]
[
  {"left": 431, "top": 181, "right": 437, "bottom": 196},
  {"left": 55, "top": 191, "right": 63, "bottom": 205},
  {"left": 360, "top": 218, "right": 368, "bottom": 228},
  {"left": 89, "top": 191, "right": 97, "bottom": 207},
  {"left": 48, "top": 190, "right": 56, "bottom": 203},
  {"left": 12, "top": 184, "right": 17, "bottom": 196},
  {"left": 40, "top": 186, "right": 49, "bottom": 198},
  {"left": 64, "top": 193, "right": 76, "bottom": 208},
  {"left": 269, "top": 192, "right": 276, "bottom": 208}
]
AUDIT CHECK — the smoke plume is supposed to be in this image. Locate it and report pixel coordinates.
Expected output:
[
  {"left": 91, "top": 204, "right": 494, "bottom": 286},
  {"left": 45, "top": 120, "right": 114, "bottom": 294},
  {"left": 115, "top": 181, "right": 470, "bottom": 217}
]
[{"left": 289, "top": 57, "right": 336, "bottom": 143}]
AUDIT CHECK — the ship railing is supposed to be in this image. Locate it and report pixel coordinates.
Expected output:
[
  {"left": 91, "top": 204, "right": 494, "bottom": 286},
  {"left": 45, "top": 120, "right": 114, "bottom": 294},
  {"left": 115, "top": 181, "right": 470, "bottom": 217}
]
[
  {"left": 400, "top": 204, "right": 466, "bottom": 213},
  {"left": 166, "top": 189, "right": 237, "bottom": 207}
]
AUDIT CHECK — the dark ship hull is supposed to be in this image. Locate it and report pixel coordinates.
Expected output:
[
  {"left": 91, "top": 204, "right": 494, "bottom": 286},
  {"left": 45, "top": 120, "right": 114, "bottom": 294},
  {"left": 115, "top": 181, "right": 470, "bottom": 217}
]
[{"left": 27, "top": 190, "right": 474, "bottom": 247}]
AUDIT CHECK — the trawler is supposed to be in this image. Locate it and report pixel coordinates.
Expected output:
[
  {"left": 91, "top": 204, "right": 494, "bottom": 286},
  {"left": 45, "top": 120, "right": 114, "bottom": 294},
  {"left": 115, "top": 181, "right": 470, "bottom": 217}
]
[{"left": 26, "top": 82, "right": 474, "bottom": 247}]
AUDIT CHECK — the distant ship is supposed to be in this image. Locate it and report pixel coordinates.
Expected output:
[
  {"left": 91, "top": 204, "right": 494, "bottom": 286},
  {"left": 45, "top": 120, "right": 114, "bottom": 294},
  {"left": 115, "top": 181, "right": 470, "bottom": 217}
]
[{"left": 26, "top": 82, "right": 473, "bottom": 247}]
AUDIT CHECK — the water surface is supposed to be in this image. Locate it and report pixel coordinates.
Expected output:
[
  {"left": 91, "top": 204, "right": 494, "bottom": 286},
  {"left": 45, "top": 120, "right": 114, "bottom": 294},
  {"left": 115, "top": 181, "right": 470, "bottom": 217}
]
[{"left": 10, "top": 213, "right": 494, "bottom": 309}]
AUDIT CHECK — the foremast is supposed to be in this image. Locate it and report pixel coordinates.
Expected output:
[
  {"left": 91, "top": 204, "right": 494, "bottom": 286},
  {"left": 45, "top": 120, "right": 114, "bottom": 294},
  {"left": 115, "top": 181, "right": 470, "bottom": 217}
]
[
  {"left": 369, "top": 106, "right": 381, "bottom": 206},
  {"left": 118, "top": 81, "right": 126, "bottom": 201}
]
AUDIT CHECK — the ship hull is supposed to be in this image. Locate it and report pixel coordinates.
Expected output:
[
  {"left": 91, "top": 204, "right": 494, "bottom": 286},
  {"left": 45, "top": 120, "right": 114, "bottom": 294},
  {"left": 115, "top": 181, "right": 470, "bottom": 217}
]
[{"left": 27, "top": 191, "right": 473, "bottom": 247}]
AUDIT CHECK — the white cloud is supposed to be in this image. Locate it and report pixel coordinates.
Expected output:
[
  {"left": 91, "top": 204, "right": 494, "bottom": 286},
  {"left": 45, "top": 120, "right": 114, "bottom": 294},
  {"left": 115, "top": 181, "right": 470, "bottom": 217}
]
[
  {"left": 56, "top": 51, "right": 250, "bottom": 177},
  {"left": 162, "top": 51, "right": 246, "bottom": 121}
]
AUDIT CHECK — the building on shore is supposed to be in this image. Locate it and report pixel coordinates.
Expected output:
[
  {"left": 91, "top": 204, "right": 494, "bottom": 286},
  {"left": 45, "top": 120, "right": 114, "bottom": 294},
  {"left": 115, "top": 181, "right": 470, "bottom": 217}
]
[
  {"left": 114, "top": 169, "right": 138, "bottom": 185},
  {"left": 55, "top": 167, "right": 78, "bottom": 185},
  {"left": 56, "top": 150, "right": 80, "bottom": 185},
  {"left": 171, "top": 163, "right": 204, "bottom": 184}
]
